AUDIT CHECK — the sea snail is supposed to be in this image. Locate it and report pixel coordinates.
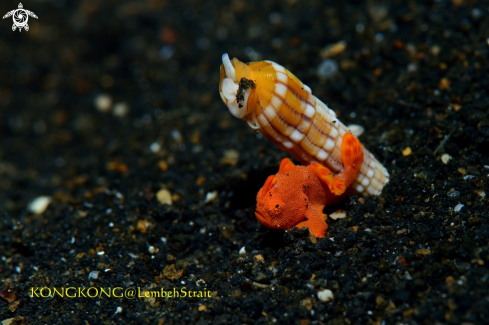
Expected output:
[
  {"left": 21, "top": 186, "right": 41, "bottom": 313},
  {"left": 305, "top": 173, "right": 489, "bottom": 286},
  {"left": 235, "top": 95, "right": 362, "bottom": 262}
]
[{"left": 218, "top": 53, "right": 389, "bottom": 196}]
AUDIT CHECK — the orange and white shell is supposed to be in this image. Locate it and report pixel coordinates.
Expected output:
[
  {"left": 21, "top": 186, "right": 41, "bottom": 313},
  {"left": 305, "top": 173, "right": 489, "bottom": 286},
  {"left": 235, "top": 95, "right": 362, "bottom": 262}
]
[{"left": 219, "top": 53, "right": 389, "bottom": 196}]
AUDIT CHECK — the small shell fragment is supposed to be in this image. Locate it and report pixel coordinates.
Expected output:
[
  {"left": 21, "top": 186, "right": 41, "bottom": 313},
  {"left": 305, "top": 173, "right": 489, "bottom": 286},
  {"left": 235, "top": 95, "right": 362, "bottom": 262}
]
[
  {"left": 475, "top": 190, "right": 486, "bottom": 198},
  {"left": 347, "top": 124, "right": 365, "bottom": 137},
  {"left": 156, "top": 189, "right": 172, "bottom": 206},
  {"left": 204, "top": 191, "right": 218, "bottom": 203},
  {"left": 254, "top": 254, "right": 265, "bottom": 263},
  {"left": 452, "top": 103, "right": 462, "bottom": 111},
  {"left": 150, "top": 142, "right": 161, "bottom": 153},
  {"left": 441, "top": 154, "right": 452, "bottom": 164},
  {"left": 317, "top": 289, "right": 334, "bottom": 302},
  {"left": 94, "top": 94, "right": 112, "bottom": 112},
  {"left": 320, "top": 40, "right": 347, "bottom": 58},
  {"left": 88, "top": 271, "right": 100, "bottom": 280},
  {"left": 198, "top": 305, "right": 207, "bottom": 312},
  {"left": 28, "top": 196, "right": 52, "bottom": 214},
  {"left": 239, "top": 246, "right": 246, "bottom": 255},
  {"left": 415, "top": 248, "right": 431, "bottom": 257},
  {"left": 402, "top": 147, "right": 412, "bottom": 156},
  {"left": 454, "top": 203, "right": 464, "bottom": 212},
  {"left": 439, "top": 78, "right": 451, "bottom": 90},
  {"left": 457, "top": 167, "right": 467, "bottom": 175},
  {"left": 447, "top": 190, "right": 460, "bottom": 197},
  {"left": 329, "top": 209, "right": 347, "bottom": 220},
  {"left": 136, "top": 220, "right": 153, "bottom": 233}
]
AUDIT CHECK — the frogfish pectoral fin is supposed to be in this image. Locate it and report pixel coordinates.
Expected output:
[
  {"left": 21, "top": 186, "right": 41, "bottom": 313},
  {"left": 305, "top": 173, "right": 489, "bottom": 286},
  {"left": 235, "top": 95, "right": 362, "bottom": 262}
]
[
  {"left": 308, "top": 163, "right": 346, "bottom": 195},
  {"left": 295, "top": 211, "right": 328, "bottom": 238},
  {"left": 309, "top": 132, "right": 364, "bottom": 196}
]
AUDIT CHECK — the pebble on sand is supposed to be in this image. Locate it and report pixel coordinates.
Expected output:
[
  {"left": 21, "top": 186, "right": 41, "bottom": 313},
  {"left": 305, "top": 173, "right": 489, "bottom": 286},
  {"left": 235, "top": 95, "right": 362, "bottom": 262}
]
[
  {"left": 113, "top": 102, "right": 129, "bottom": 118},
  {"left": 475, "top": 190, "right": 486, "bottom": 198},
  {"left": 317, "top": 59, "right": 339, "bottom": 79},
  {"left": 94, "top": 94, "right": 113, "bottom": 112},
  {"left": 150, "top": 142, "right": 161, "bottom": 153},
  {"left": 27, "top": 196, "right": 52, "bottom": 214},
  {"left": 88, "top": 271, "right": 100, "bottom": 280},
  {"left": 221, "top": 149, "right": 239, "bottom": 165},
  {"left": 156, "top": 189, "right": 172, "bottom": 206}
]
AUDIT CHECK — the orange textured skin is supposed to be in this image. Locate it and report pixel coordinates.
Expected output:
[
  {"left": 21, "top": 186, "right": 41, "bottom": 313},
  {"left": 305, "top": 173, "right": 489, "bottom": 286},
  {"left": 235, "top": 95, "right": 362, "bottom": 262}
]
[{"left": 255, "top": 133, "right": 363, "bottom": 238}]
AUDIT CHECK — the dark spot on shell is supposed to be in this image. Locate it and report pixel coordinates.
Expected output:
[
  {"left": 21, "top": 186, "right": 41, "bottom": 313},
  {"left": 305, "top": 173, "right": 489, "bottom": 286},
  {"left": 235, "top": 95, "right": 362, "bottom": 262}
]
[{"left": 236, "top": 78, "right": 256, "bottom": 105}]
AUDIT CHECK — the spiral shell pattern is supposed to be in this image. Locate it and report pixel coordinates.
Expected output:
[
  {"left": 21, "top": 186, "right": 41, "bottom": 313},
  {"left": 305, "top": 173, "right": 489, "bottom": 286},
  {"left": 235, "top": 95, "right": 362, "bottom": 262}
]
[{"left": 219, "top": 54, "right": 389, "bottom": 196}]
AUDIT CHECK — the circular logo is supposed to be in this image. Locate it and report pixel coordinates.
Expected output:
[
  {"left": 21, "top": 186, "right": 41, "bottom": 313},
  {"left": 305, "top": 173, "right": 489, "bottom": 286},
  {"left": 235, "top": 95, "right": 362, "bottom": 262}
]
[{"left": 13, "top": 10, "right": 28, "bottom": 27}]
